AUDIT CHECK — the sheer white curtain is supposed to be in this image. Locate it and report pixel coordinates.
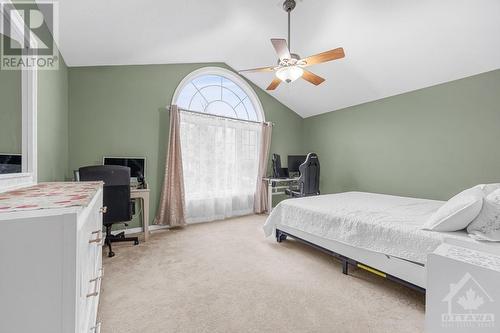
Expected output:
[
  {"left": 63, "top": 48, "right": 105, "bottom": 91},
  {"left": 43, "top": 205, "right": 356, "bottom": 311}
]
[{"left": 180, "top": 111, "right": 262, "bottom": 223}]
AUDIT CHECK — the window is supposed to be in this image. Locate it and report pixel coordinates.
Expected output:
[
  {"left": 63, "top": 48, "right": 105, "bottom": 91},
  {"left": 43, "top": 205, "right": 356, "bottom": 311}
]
[
  {"left": 172, "top": 68, "right": 264, "bottom": 223},
  {"left": 173, "top": 67, "right": 264, "bottom": 122}
]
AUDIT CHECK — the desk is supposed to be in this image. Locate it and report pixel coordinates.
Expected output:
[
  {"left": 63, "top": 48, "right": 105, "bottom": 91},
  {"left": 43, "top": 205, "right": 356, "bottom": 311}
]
[
  {"left": 263, "top": 177, "right": 299, "bottom": 214},
  {"left": 131, "top": 187, "right": 150, "bottom": 241}
]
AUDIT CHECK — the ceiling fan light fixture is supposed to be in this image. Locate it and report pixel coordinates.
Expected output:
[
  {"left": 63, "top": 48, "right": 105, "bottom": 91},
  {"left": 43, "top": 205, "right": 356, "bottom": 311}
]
[
  {"left": 276, "top": 65, "right": 303, "bottom": 83},
  {"left": 237, "top": 0, "right": 344, "bottom": 91}
]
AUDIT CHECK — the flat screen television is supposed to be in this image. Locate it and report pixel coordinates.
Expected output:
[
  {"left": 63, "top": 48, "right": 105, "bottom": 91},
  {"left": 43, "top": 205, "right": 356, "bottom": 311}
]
[{"left": 103, "top": 156, "right": 146, "bottom": 181}]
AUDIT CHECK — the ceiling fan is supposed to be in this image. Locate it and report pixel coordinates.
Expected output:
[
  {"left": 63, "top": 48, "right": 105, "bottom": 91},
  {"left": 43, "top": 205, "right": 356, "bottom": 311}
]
[{"left": 238, "top": 0, "right": 345, "bottom": 91}]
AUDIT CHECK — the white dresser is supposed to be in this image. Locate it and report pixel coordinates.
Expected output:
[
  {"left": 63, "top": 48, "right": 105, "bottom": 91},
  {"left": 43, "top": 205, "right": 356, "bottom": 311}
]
[{"left": 0, "top": 182, "right": 104, "bottom": 333}]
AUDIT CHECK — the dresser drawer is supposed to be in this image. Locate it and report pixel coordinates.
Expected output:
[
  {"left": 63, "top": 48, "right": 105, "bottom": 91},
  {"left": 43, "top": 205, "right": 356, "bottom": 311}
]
[
  {"left": 84, "top": 246, "right": 103, "bottom": 333},
  {"left": 83, "top": 264, "right": 103, "bottom": 333},
  {"left": 76, "top": 189, "right": 104, "bottom": 332}
]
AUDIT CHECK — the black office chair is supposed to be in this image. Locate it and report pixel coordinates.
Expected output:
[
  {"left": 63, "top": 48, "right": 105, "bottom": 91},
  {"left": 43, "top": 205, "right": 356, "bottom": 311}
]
[
  {"left": 79, "top": 165, "right": 139, "bottom": 257},
  {"left": 285, "top": 152, "right": 320, "bottom": 197}
]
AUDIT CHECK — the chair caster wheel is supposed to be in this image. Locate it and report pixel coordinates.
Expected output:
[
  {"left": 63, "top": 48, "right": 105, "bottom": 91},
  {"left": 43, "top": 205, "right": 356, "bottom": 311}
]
[
  {"left": 276, "top": 232, "right": 287, "bottom": 243},
  {"left": 134, "top": 240, "right": 139, "bottom": 245},
  {"left": 108, "top": 251, "right": 115, "bottom": 257}
]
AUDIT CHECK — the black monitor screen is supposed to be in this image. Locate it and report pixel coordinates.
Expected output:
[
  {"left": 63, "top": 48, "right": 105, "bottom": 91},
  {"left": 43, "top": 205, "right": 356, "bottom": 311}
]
[
  {"left": 103, "top": 157, "right": 145, "bottom": 178},
  {"left": 288, "top": 155, "right": 307, "bottom": 173}
]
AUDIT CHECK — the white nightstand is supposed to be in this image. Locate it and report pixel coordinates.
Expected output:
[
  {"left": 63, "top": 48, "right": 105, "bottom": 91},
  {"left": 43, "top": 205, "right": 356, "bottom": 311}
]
[{"left": 426, "top": 242, "right": 500, "bottom": 333}]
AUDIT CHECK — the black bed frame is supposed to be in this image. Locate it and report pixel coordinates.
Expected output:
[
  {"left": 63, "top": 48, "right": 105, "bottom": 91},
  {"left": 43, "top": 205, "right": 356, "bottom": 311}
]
[{"left": 275, "top": 228, "right": 426, "bottom": 294}]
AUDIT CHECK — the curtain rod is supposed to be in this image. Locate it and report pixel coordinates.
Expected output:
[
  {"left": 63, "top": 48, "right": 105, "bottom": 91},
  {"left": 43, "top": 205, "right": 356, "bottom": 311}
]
[{"left": 166, "top": 105, "right": 274, "bottom": 126}]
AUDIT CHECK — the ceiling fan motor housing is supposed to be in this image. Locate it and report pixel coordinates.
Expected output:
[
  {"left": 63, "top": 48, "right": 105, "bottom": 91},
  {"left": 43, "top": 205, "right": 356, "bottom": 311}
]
[
  {"left": 283, "top": 0, "right": 296, "bottom": 12},
  {"left": 278, "top": 53, "right": 301, "bottom": 66}
]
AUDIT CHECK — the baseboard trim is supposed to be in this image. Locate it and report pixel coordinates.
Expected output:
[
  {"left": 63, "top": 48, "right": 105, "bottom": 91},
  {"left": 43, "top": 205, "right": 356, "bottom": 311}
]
[{"left": 116, "top": 213, "right": 257, "bottom": 234}]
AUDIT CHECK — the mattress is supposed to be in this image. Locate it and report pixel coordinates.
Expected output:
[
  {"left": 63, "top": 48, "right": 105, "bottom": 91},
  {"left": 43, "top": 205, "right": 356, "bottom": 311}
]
[{"left": 263, "top": 191, "right": 480, "bottom": 264}]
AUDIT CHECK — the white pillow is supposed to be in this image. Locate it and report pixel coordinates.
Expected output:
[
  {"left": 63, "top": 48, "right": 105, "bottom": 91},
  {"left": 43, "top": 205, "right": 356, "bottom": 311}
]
[
  {"left": 467, "top": 188, "right": 500, "bottom": 241},
  {"left": 473, "top": 183, "right": 500, "bottom": 196},
  {"left": 422, "top": 187, "right": 484, "bottom": 232}
]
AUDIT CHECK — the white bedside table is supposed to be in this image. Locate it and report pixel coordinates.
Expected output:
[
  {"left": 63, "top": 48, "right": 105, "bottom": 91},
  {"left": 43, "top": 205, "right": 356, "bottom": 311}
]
[{"left": 426, "top": 242, "right": 500, "bottom": 333}]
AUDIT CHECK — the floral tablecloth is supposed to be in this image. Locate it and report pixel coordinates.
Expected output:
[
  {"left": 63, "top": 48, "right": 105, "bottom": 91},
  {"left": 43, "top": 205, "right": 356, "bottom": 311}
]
[{"left": 0, "top": 182, "right": 103, "bottom": 213}]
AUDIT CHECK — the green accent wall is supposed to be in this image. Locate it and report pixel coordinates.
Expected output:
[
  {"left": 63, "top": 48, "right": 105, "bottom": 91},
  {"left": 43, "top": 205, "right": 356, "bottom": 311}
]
[
  {"left": 13, "top": 26, "right": 499, "bottom": 223},
  {"left": 37, "top": 52, "right": 69, "bottom": 181},
  {"left": 303, "top": 69, "right": 500, "bottom": 201},
  {"left": 68, "top": 63, "right": 304, "bottom": 228}
]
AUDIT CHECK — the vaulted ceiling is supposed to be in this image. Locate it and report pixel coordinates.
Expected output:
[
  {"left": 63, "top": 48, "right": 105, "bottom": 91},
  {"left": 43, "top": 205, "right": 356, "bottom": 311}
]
[{"left": 54, "top": 0, "right": 500, "bottom": 118}]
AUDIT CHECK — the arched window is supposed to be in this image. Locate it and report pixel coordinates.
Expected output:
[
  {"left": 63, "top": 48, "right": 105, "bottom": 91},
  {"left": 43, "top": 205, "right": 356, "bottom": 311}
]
[
  {"left": 172, "top": 67, "right": 265, "bottom": 224},
  {"left": 172, "top": 67, "right": 264, "bottom": 122}
]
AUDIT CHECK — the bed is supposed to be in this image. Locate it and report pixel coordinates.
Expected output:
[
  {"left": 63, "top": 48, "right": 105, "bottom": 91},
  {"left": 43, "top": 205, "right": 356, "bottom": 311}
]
[{"left": 263, "top": 191, "right": 486, "bottom": 292}]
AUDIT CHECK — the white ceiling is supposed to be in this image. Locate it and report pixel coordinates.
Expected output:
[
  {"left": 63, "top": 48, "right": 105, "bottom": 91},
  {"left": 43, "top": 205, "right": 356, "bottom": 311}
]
[{"left": 54, "top": 0, "right": 500, "bottom": 118}]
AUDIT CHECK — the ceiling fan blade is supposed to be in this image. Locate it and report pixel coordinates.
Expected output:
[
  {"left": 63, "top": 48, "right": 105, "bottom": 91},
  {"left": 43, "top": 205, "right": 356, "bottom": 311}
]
[
  {"left": 302, "top": 69, "right": 325, "bottom": 86},
  {"left": 238, "top": 66, "right": 276, "bottom": 73},
  {"left": 271, "top": 38, "right": 291, "bottom": 61},
  {"left": 301, "top": 47, "right": 345, "bottom": 67},
  {"left": 266, "top": 77, "right": 282, "bottom": 90}
]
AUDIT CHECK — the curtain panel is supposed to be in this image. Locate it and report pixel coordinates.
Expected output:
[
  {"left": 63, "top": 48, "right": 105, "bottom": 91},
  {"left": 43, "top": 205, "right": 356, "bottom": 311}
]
[
  {"left": 254, "top": 122, "right": 272, "bottom": 213},
  {"left": 154, "top": 105, "right": 187, "bottom": 227},
  {"left": 180, "top": 111, "right": 262, "bottom": 223}
]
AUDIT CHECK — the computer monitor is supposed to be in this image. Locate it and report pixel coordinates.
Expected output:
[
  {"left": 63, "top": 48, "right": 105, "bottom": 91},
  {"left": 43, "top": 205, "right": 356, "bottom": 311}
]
[
  {"left": 272, "top": 154, "right": 289, "bottom": 178},
  {"left": 103, "top": 157, "right": 146, "bottom": 181},
  {"left": 287, "top": 155, "right": 307, "bottom": 173},
  {"left": 0, "top": 153, "right": 22, "bottom": 174}
]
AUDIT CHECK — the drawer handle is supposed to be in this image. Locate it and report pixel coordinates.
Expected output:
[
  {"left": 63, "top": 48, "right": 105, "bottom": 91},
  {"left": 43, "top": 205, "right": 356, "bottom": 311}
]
[
  {"left": 89, "top": 230, "right": 104, "bottom": 245},
  {"left": 91, "top": 267, "right": 104, "bottom": 279},
  {"left": 98, "top": 267, "right": 104, "bottom": 278},
  {"left": 86, "top": 269, "right": 103, "bottom": 298},
  {"left": 99, "top": 206, "right": 107, "bottom": 214},
  {"left": 90, "top": 322, "right": 101, "bottom": 333}
]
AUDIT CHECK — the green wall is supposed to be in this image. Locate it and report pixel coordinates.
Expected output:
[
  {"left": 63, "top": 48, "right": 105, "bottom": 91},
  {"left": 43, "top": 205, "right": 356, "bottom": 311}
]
[
  {"left": 7, "top": 48, "right": 500, "bottom": 214},
  {"left": 68, "top": 63, "right": 304, "bottom": 228},
  {"left": 303, "top": 69, "right": 500, "bottom": 201},
  {"left": 26, "top": 34, "right": 500, "bottom": 220},
  {"left": 37, "top": 52, "right": 69, "bottom": 181}
]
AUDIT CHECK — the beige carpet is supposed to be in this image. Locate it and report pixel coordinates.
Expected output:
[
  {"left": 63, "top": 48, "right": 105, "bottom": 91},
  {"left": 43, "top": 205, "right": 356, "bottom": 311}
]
[{"left": 98, "top": 215, "right": 425, "bottom": 333}]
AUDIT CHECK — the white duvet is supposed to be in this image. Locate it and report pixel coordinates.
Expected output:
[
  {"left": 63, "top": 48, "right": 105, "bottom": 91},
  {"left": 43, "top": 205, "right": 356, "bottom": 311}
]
[{"left": 263, "top": 192, "right": 477, "bottom": 264}]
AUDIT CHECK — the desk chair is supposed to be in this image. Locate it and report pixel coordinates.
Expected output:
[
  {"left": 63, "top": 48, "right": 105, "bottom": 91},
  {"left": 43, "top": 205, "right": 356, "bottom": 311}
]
[
  {"left": 285, "top": 153, "right": 320, "bottom": 197},
  {"left": 78, "top": 165, "right": 139, "bottom": 257}
]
